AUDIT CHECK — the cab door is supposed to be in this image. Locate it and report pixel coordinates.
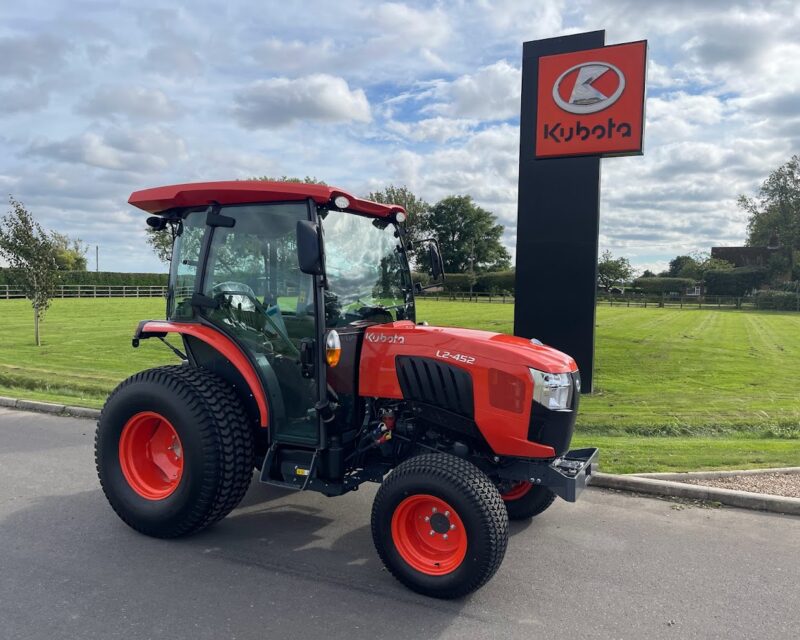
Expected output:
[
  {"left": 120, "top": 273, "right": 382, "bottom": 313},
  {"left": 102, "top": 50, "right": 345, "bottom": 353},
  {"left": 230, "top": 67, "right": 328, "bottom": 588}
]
[{"left": 199, "top": 202, "right": 320, "bottom": 447}]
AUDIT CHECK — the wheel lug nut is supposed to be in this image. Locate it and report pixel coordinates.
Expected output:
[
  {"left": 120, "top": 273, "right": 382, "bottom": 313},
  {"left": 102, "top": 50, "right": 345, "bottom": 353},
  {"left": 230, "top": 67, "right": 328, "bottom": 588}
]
[
  {"left": 424, "top": 516, "right": 430, "bottom": 522},
  {"left": 429, "top": 530, "right": 435, "bottom": 536},
  {"left": 444, "top": 511, "right": 450, "bottom": 517},
  {"left": 450, "top": 524, "right": 456, "bottom": 530},
  {"left": 443, "top": 534, "right": 448, "bottom": 540},
  {"left": 431, "top": 507, "right": 437, "bottom": 513}
]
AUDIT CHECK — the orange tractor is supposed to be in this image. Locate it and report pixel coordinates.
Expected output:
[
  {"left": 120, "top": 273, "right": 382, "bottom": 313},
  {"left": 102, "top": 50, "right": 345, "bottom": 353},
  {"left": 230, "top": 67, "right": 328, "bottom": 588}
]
[{"left": 96, "top": 181, "right": 597, "bottom": 598}]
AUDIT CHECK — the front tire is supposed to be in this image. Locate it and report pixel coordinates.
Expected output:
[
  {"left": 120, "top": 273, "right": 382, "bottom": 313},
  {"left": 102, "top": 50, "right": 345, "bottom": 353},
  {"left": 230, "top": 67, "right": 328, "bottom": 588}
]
[
  {"left": 95, "top": 365, "right": 254, "bottom": 538},
  {"left": 371, "top": 453, "right": 508, "bottom": 599}
]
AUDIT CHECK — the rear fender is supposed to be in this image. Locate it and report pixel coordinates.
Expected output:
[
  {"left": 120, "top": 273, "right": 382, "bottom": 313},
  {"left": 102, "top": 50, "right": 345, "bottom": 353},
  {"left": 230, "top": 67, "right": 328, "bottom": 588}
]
[{"left": 134, "top": 320, "right": 269, "bottom": 428}]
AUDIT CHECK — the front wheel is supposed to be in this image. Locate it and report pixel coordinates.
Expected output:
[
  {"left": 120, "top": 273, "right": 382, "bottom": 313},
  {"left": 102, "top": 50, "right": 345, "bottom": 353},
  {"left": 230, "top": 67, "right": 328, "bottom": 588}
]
[
  {"left": 500, "top": 482, "right": 556, "bottom": 520},
  {"left": 371, "top": 453, "right": 508, "bottom": 599}
]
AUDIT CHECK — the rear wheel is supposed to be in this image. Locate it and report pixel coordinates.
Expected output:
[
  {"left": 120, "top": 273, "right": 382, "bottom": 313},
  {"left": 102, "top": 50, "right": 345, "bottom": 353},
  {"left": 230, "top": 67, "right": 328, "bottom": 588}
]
[
  {"left": 95, "top": 365, "right": 254, "bottom": 538},
  {"left": 500, "top": 482, "right": 556, "bottom": 520},
  {"left": 371, "top": 453, "right": 508, "bottom": 599}
]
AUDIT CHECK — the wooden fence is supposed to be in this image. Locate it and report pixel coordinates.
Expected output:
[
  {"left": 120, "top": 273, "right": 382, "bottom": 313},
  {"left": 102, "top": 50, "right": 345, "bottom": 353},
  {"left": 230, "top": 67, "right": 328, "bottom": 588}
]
[
  {"left": 418, "top": 290, "right": 800, "bottom": 311},
  {"left": 0, "top": 284, "right": 167, "bottom": 300},
  {"left": 2, "top": 285, "right": 799, "bottom": 311}
]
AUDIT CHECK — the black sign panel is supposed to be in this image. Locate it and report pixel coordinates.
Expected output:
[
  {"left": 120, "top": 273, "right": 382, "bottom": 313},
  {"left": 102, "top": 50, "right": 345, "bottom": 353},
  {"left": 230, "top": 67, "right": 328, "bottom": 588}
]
[{"left": 514, "top": 30, "right": 605, "bottom": 393}]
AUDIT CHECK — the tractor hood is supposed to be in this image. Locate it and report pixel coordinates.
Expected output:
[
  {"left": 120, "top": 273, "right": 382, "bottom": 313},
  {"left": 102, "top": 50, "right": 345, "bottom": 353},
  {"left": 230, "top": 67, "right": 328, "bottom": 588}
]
[
  {"left": 360, "top": 321, "right": 577, "bottom": 375},
  {"left": 358, "top": 321, "right": 578, "bottom": 459}
]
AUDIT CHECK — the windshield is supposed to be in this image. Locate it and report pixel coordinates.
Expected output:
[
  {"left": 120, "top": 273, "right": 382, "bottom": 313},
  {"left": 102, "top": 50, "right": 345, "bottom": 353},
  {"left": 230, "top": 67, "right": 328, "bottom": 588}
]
[{"left": 320, "top": 211, "right": 414, "bottom": 327}]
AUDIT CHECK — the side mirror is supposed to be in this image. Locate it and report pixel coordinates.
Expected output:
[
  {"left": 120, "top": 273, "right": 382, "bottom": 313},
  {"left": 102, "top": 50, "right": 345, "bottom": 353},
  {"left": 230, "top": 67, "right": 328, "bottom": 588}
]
[
  {"left": 297, "top": 220, "right": 324, "bottom": 276},
  {"left": 428, "top": 241, "right": 445, "bottom": 281},
  {"left": 146, "top": 216, "right": 168, "bottom": 231}
]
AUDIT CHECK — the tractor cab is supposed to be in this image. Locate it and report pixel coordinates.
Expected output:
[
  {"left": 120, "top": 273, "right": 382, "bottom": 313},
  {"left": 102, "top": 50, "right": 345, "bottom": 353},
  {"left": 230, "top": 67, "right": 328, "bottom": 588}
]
[{"left": 130, "top": 182, "right": 439, "bottom": 456}]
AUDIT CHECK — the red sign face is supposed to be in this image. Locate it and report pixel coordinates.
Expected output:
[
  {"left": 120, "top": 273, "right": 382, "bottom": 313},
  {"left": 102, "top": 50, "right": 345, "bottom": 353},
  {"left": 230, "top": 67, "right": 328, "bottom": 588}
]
[{"left": 535, "top": 40, "right": 647, "bottom": 159}]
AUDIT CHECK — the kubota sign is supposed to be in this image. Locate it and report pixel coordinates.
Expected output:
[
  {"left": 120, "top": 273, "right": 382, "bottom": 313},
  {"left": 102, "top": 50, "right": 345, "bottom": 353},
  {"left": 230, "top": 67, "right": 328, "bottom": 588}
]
[{"left": 535, "top": 40, "right": 647, "bottom": 158}]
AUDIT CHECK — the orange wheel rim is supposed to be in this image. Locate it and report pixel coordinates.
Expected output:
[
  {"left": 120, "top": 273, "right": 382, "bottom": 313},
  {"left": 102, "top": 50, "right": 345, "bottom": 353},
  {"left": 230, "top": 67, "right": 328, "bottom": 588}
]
[
  {"left": 119, "top": 411, "right": 184, "bottom": 500},
  {"left": 391, "top": 494, "right": 467, "bottom": 576},
  {"left": 501, "top": 482, "right": 533, "bottom": 501}
]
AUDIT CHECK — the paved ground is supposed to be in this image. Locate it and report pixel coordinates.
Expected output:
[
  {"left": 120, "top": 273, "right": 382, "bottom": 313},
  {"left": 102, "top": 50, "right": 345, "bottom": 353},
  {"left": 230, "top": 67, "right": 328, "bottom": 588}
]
[{"left": 1, "top": 407, "right": 798, "bottom": 640}]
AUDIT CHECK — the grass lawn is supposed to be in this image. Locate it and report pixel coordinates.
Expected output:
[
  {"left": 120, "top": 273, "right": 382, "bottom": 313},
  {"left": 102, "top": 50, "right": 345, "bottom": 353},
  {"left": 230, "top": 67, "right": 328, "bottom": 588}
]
[{"left": 0, "top": 297, "right": 798, "bottom": 473}]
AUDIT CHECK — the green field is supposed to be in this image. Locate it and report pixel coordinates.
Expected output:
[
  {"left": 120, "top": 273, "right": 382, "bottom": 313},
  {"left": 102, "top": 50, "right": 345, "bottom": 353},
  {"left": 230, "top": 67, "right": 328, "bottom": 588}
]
[{"left": 1, "top": 298, "right": 798, "bottom": 473}]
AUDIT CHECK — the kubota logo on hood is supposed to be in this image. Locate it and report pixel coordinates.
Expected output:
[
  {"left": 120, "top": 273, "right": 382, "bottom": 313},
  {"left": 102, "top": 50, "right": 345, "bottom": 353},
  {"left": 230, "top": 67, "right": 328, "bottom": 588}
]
[{"left": 366, "top": 333, "right": 405, "bottom": 344}]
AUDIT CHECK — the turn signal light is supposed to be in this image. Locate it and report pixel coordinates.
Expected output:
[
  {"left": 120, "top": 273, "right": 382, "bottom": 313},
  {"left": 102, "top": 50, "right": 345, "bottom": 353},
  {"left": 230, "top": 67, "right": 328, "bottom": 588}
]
[{"left": 326, "top": 330, "right": 342, "bottom": 367}]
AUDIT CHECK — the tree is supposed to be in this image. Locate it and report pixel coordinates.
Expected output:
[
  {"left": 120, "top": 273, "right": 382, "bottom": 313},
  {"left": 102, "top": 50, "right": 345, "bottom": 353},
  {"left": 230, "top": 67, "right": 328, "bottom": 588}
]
[
  {"left": 423, "top": 195, "right": 511, "bottom": 273},
  {"left": 740, "top": 155, "right": 800, "bottom": 254},
  {"left": 367, "top": 185, "right": 429, "bottom": 265},
  {"left": 51, "top": 231, "right": 88, "bottom": 270},
  {"left": 251, "top": 175, "right": 326, "bottom": 184},
  {"left": 146, "top": 226, "right": 174, "bottom": 263},
  {"left": 0, "top": 197, "right": 59, "bottom": 346},
  {"left": 667, "top": 255, "right": 699, "bottom": 279},
  {"left": 597, "top": 250, "right": 634, "bottom": 290},
  {"left": 641, "top": 269, "right": 656, "bottom": 278},
  {"left": 666, "top": 252, "right": 733, "bottom": 280}
]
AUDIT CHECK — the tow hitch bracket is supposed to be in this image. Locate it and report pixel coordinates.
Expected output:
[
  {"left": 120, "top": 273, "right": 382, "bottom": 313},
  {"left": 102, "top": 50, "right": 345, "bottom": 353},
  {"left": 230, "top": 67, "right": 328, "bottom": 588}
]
[{"left": 499, "top": 447, "right": 599, "bottom": 503}]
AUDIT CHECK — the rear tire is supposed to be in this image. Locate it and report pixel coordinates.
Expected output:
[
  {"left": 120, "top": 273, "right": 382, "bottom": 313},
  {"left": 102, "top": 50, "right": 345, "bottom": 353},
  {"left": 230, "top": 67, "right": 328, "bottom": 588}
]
[
  {"left": 371, "top": 453, "right": 508, "bottom": 599},
  {"left": 95, "top": 365, "right": 254, "bottom": 538},
  {"left": 500, "top": 482, "right": 556, "bottom": 520}
]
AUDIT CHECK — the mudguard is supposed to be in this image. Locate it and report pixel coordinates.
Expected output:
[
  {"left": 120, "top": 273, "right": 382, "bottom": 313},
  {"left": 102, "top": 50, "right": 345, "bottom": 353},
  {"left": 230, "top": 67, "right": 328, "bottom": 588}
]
[{"left": 133, "top": 320, "right": 269, "bottom": 427}]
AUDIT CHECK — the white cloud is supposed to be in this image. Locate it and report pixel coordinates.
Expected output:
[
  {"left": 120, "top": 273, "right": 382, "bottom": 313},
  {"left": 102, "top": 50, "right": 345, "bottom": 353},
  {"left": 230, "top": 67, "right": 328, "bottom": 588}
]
[
  {"left": 386, "top": 117, "right": 476, "bottom": 143},
  {"left": 232, "top": 74, "right": 371, "bottom": 129},
  {"left": 0, "top": 33, "right": 69, "bottom": 77},
  {"left": 427, "top": 61, "right": 521, "bottom": 120},
  {"left": 0, "top": 82, "right": 50, "bottom": 113},
  {"left": 27, "top": 127, "right": 187, "bottom": 173},
  {"left": 78, "top": 86, "right": 180, "bottom": 121}
]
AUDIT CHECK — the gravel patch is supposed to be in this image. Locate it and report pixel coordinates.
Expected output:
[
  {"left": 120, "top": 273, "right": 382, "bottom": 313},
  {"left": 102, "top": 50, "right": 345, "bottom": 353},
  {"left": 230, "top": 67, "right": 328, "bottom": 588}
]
[{"left": 681, "top": 472, "right": 800, "bottom": 499}]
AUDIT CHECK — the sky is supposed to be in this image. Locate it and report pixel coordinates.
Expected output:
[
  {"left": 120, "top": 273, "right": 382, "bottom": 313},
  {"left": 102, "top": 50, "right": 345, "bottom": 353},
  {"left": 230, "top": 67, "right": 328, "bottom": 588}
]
[{"left": 1, "top": 0, "right": 798, "bottom": 274}]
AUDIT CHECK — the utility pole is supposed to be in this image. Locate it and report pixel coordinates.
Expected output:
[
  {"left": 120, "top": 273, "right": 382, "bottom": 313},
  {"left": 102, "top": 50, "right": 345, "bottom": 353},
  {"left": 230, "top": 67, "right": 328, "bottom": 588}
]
[{"left": 96, "top": 245, "right": 99, "bottom": 272}]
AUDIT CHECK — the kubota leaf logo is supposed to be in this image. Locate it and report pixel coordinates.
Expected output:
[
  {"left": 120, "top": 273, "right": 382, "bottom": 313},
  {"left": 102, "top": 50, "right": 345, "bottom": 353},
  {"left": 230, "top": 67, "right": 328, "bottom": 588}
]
[{"left": 552, "top": 61, "right": 626, "bottom": 114}]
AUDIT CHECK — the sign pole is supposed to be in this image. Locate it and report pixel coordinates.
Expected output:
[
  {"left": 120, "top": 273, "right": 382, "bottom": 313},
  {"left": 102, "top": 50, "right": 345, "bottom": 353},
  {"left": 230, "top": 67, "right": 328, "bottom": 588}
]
[{"left": 514, "top": 31, "right": 605, "bottom": 393}]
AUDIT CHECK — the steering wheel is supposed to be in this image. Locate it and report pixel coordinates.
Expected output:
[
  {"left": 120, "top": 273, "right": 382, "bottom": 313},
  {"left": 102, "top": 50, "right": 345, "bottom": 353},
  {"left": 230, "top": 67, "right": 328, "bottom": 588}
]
[{"left": 210, "top": 281, "right": 259, "bottom": 312}]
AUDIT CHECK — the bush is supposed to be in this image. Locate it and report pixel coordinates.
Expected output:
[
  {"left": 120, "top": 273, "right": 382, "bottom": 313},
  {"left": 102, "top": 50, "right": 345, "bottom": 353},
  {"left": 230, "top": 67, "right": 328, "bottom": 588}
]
[
  {"left": 441, "top": 273, "right": 477, "bottom": 292},
  {"left": 754, "top": 290, "right": 800, "bottom": 310},
  {"left": 632, "top": 277, "right": 694, "bottom": 294},
  {"left": 475, "top": 271, "right": 515, "bottom": 294},
  {"left": 411, "top": 271, "right": 431, "bottom": 287},
  {"left": 704, "top": 267, "right": 768, "bottom": 296}
]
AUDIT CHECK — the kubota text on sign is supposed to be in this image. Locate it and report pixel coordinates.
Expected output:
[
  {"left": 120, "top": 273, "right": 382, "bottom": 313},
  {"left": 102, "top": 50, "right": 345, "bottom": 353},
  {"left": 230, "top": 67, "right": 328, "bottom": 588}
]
[{"left": 535, "top": 40, "right": 647, "bottom": 158}]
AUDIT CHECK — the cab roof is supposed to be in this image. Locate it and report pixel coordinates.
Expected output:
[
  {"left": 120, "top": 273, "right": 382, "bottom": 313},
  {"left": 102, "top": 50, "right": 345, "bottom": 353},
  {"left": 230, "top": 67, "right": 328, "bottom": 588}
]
[{"left": 128, "top": 181, "right": 405, "bottom": 218}]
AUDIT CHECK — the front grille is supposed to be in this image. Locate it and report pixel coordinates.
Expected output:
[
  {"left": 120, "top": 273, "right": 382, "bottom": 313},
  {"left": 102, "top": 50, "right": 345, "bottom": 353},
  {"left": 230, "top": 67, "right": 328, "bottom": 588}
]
[{"left": 395, "top": 356, "right": 474, "bottom": 418}]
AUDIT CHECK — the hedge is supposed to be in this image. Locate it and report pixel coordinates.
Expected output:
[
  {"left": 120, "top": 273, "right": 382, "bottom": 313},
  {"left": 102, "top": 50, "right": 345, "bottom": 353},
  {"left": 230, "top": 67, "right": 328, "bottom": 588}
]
[
  {"left": 632, "top": 277, "right": 695, "bottom": 294},
  {"left": 412, "top": 271, "right": 515, "bottom": 294},
  {"left": 704, "top": 267, "right": 768, "bottom": 296},
  {"left": 0, "top": 269, "right": 167, "bottom": 287},
  {"left": 754, "top": 290, "right": 800, "bottom": 311}
]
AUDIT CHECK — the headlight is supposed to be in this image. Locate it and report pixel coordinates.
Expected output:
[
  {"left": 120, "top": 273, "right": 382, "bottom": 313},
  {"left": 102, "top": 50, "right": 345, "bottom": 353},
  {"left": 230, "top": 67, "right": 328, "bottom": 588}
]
[{"left": 529, "top": 368, "right": 574, "bottom": 411}]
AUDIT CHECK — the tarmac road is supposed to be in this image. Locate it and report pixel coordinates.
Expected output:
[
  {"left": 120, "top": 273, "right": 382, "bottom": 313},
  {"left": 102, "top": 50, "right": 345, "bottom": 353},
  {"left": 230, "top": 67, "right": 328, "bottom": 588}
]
[{"left": 1, "top": 407, "right": 798, "bottom": 640}]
